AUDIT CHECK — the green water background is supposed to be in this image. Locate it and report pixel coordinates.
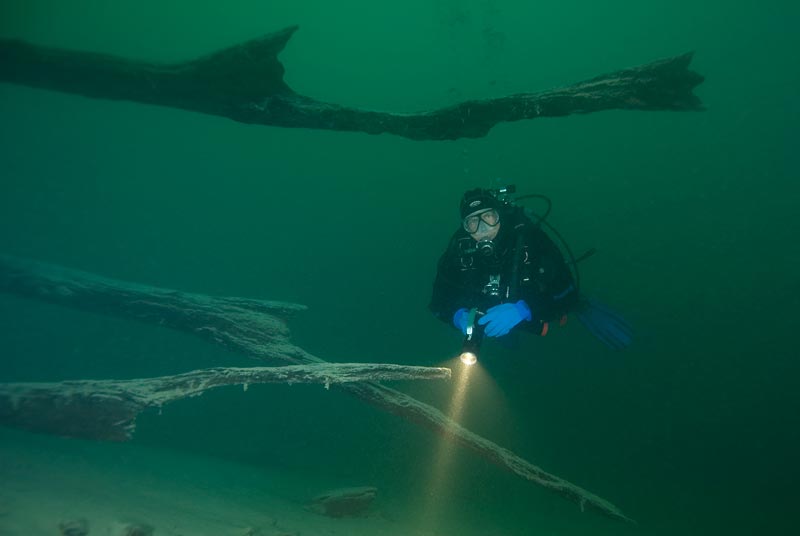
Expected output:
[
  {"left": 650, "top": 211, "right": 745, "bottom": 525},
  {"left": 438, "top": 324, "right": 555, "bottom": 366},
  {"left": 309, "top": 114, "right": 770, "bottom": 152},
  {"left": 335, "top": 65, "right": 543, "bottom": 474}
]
[{"left": 1, "top": 1, "right": 798, "bottom": 534}]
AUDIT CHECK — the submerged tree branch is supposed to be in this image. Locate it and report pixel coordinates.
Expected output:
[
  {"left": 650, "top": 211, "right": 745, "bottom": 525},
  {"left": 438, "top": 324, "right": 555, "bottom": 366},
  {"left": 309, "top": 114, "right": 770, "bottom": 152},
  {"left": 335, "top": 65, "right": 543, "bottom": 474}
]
[
  {"left": 0, "top": 364, "right": 451, "bottom": 441},
  {"left": 0, "top": 26, "right": 704, "bottom": 140},
  {"left": 0, "top": 255, "right": 632, "bottom": 522}
]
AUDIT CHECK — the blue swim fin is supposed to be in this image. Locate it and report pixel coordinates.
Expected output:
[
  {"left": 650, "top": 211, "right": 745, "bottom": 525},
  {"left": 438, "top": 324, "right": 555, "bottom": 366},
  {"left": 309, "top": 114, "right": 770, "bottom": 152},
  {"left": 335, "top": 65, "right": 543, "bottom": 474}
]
[{"left": 575, "top": 296, "right": 633, "bottom": 350}]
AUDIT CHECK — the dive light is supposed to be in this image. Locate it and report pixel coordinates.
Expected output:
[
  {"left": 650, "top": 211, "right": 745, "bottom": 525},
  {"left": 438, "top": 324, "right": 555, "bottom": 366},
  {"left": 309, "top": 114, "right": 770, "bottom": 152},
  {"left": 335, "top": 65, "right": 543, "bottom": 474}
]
[{"left": 459, "top": 308, "right": 485, "bottom": 366}]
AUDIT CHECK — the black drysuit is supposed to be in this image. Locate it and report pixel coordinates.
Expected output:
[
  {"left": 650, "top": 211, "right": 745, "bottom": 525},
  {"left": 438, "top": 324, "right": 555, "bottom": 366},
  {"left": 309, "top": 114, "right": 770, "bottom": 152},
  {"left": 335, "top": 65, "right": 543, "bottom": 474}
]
[{"left": 429, "top": 207, "right": 578, "bottom": 335}]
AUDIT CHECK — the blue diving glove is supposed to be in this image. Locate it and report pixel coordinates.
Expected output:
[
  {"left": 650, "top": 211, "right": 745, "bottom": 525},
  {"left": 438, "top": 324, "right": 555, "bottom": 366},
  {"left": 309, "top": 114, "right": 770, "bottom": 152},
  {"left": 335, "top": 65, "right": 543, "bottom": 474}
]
[
  {"left": 478, "top": 300, "right": 532, "bottom": 337},
  {"left": 576, "top": 296, "right": 633, "bottom": 350},
  {"left": 452, "top": 307, "right": 470, "bottom": 334}
]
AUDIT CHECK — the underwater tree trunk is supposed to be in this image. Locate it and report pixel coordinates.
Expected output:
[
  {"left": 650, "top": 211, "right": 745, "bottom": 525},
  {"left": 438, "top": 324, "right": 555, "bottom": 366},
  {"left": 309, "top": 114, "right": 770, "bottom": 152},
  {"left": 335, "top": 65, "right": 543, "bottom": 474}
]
[
  {"left": 0, "top": 26, "right": 704, "bottom": 141},
  {"left": 0, "top": 255, "right": 632, "bottom": 522},
  {"left": 0, "top": 364, "right": 451, "bottom": 441}
]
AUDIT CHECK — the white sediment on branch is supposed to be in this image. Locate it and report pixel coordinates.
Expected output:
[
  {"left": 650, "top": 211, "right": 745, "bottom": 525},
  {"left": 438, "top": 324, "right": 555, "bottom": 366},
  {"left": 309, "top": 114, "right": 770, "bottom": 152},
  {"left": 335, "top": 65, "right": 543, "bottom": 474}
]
[{"left": 0, "top": 363, "right": 450, "bottom": 408}]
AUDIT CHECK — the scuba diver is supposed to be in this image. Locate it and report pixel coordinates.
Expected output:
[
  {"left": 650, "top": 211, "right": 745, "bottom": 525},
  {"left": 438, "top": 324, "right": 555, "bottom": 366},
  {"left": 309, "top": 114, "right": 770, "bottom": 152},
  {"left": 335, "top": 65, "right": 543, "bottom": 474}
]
[{"left": 429, "top": 186, "right": 632, "bottom": 360}]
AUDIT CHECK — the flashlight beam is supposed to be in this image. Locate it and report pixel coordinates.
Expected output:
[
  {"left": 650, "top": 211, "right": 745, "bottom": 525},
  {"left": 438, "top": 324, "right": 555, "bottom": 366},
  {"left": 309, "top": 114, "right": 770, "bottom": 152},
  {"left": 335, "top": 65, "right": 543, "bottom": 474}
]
[{"left": 344, "top": 381, "right": 633, "bottom": 523}]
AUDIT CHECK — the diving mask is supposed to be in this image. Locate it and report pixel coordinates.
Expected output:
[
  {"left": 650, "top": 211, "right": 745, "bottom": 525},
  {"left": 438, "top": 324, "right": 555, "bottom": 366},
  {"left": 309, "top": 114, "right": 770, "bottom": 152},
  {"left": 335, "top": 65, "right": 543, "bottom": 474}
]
[{"left": 463, "top": 208, "right": 500, "bottom": 234}]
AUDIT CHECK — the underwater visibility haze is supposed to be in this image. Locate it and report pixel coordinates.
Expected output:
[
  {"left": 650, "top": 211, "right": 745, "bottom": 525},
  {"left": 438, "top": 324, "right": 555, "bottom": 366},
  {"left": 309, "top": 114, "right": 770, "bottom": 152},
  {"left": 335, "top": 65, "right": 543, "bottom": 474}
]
[{"left": 1, "top": 1, "right": 798, "bottom": 535}]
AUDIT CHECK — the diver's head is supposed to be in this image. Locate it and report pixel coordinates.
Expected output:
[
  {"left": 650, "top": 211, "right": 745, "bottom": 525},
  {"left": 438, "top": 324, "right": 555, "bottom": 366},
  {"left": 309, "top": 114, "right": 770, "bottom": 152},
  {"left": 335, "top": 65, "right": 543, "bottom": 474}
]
[{"left": 460, "top": 188, "right": 501, "bottom": 242}]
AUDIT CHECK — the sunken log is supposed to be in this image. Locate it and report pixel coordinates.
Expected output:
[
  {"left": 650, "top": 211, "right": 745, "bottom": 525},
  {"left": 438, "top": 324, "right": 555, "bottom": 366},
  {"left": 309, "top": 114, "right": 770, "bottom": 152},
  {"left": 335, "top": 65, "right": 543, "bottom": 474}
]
[
  {"left": 0, "top": 364, "right": 451, "bottom": 441},
  {"left": 0, "top": 26, "right": 703, "bottom": 141},
  {"left": 0, "top": 255, "right": 632, "bottom": 522},
  {"left": 0, "top": 254, "right": 304, "bottom": 363}
]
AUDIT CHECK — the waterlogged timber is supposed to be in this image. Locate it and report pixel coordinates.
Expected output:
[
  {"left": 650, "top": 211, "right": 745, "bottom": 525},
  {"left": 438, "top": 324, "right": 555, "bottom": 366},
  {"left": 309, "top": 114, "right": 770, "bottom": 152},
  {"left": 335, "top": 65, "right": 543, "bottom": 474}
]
[{"left": 0, "top": 26, "right": 703, "bottom": 141}]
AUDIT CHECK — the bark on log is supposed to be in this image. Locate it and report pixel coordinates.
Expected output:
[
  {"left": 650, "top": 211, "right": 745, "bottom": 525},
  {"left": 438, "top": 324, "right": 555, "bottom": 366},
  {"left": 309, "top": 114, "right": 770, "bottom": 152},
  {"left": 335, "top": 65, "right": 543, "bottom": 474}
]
[
  {"left": 0, "top": 26, "right": 704, "bottom": 141},
  {"left": 0, "top": 255, "right": 632, "bottom": 522},
  {"left": 0, "top": 364, "right": 451, "bottom": 441}
]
